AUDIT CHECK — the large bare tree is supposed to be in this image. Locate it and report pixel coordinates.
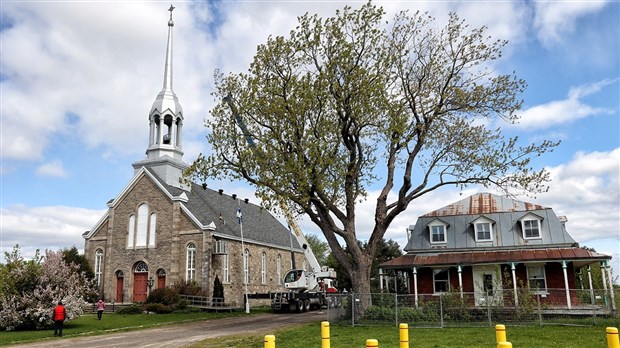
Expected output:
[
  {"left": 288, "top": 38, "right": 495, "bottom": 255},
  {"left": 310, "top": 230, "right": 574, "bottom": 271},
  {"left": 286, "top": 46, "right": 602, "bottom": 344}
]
[{"left": 185, "top": 3, "right": 558, "bottom": 305}]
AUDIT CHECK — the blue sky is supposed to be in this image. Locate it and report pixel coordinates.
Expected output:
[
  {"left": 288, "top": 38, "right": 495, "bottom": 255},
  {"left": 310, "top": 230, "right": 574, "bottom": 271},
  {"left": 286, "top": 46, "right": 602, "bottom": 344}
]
[{"left": 1, "top": 1, "right": 618, "bottom": 277}]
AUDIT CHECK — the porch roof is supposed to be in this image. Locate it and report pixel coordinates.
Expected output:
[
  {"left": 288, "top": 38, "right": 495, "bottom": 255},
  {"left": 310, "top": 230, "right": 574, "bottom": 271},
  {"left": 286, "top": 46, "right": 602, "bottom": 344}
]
[{"left": 380, "top": 247, "right": 611, "bottom": 269}]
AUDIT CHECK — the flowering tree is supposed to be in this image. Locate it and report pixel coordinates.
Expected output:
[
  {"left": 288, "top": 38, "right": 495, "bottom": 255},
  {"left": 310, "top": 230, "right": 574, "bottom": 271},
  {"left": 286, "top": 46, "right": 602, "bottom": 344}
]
[{"left": 0, "top": 245, "right": 96, "bottom": 331}]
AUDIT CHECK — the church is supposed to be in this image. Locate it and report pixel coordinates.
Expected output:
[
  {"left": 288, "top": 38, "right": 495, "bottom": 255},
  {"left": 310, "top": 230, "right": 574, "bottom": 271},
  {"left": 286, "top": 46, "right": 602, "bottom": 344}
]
[{"left": 83, "top": 7, "right": 304, "bottom": 305}]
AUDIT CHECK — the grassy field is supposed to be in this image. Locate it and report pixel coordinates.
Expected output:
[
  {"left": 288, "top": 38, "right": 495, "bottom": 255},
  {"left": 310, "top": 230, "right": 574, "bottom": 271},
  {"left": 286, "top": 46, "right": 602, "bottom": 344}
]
[
  {"left": 189, "top": 319, "right": 620, "bottom": 348},
  {"left": 1, "top": 309, "right": 618, "bottom": 348}
]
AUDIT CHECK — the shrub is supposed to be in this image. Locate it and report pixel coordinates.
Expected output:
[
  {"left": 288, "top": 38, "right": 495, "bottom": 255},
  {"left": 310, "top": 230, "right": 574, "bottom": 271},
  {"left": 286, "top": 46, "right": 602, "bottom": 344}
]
[
  {"left": 116, "top": 304, "right": 144, "bottom": 315},
  {"left": 144, "top": 303, "right": 173, "bottom": 314},
  {"left": 147, "top": 288, "right": 180, "bottom": 306}
]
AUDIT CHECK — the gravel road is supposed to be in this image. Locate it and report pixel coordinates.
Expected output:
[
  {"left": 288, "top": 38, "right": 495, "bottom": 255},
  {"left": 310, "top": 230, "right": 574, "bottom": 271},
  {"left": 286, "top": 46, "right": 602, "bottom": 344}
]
[{"left": 8, "top": 310, "right": 328, "bottom": 348}]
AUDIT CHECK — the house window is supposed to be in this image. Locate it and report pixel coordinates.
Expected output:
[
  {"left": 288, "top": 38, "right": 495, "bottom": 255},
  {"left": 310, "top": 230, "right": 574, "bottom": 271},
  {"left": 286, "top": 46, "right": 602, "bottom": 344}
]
[
  {"left": 186, "top": 243, "right": 196, "bottom": 281},
  {"left": 222, "top": 253, "right": 229, "bottom": 283},
  {"left": 243, "top": 249, "right": 250, "bottom": 284},
  {"left": 430, "top": 225, "right": 446, "bottom": 243},
  {"left": 261, "top": 252, "right": 267, "bottom": 284},
  {"left": 433, "top": 268, "right": 449, "bottom": 293},
  {"left": 526, "top": 265, "right": 547, "bottom": 292},
  {"left": 95, "top": 249, "right": 104, "bottom": 287},
  {"left": 276, "top": 255, "right": 282, "bottom": 285},
  {"left": 522, "top": 219, "right": 541, "bottom": 239},
  {"left": 475, "top": 222, "right": 492, "bottom": 241}
]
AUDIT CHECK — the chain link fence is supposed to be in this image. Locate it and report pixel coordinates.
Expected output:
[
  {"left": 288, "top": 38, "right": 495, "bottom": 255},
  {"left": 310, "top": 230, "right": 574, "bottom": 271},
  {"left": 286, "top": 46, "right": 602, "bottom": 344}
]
[{"left": 326, "top": 288, "right": 618, "bottom": 327}]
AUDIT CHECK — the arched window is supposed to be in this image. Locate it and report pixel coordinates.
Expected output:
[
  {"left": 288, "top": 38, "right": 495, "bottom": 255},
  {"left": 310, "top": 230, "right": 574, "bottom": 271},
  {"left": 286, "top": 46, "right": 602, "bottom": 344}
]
[
  {"left": 136, "top": 204, "right": 149, "bottom": 246},
  {"left": 149, "top": 212, "right": 157, "bottom": 247},
  {"left": 134, "top": 261, "right": 148, "bottom": 273},
  {"left": 127, "top": 215, "right": 135, "bottom": 248},
  {"left": 276, "top": 255, "right": 282, "bottom": 285},
  {"left": 95, "top": 249, "right": 104, "bottom": 287},
  {"left": 261, "top": 252, "right": 267, "bottom": 284},
  {"left": 186, "top": 243, "right": 196, "bottom": 281},
  {"left": 243, "top": 249, "right": 250, "bottom": 284}
]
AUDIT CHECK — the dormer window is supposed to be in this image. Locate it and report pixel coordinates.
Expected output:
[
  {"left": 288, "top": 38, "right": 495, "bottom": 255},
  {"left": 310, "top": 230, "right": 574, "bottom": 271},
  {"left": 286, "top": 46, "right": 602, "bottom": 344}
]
[
  {"left": 428, "top": 220, "right": 448, "bottom": 244},
  {"left": 519, "top": 214, "right": 543, "bottom": 240},
  {"left": 472, "top": 216, "right": 494, "bottom": 242}
]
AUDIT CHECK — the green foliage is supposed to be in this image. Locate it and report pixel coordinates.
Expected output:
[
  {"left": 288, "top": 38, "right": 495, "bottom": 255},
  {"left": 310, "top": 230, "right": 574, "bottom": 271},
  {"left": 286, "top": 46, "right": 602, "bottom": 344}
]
[
  {"left": 171, "top": 280, "right": 208, "bottom": 296},
  {"left": 147, "top": 288, "right": 181, "bottom": 306},
  {"left": 116, "top": 304, "right": 144, "bottom": 315},
  {"left": 212, "top": 275, "right": 224, "bottom": 306},
  {"left": 144, "top": 303, "right": 173, "bottom": 314},
  {"left": 185, "top": 2, "right": 559, "bottom": 300}
]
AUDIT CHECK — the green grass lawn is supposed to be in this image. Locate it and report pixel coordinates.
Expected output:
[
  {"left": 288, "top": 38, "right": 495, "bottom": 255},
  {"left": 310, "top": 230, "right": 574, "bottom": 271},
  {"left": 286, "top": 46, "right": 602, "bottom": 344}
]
[
  {"left": 1, "top": 310, "right": 618, "bottom": 348},
  {"left": 189, "top": 320, "right": 620, "bottom": 348},
  {"left": 0, "top": 309, "right": 257, "bottom": 346}
]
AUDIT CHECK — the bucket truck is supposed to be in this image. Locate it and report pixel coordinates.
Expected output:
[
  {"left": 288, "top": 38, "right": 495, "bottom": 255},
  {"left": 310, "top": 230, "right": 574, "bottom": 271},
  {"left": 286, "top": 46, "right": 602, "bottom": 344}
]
[{"left": 224, "top": 96, "right": 338, "bottom": 312}]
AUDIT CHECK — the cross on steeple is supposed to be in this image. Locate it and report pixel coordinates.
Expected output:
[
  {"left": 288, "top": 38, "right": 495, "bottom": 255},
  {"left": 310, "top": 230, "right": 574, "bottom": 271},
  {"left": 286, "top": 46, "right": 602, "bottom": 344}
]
[{"left": 168, "top": 4, "right": 175, "bottom": 18}]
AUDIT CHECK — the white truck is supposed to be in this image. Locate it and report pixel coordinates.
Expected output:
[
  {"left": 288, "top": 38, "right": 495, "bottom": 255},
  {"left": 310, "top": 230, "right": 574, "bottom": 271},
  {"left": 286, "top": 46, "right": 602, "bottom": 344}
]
[{"left": 224, "top": 96, "right": 338, "bottom": 312}]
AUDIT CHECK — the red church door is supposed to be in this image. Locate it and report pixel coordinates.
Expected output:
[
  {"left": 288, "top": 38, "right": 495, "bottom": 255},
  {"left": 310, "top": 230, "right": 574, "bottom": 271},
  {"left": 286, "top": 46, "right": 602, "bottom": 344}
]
[
  {"left": 116, "top": 276, "right": 124, "bottom": 303},
  {"left": 157, "top": 275, "right": 165, "bottom": 289},
  {"left": 133, "top": 273, "right": 148, "bottom": 302}
]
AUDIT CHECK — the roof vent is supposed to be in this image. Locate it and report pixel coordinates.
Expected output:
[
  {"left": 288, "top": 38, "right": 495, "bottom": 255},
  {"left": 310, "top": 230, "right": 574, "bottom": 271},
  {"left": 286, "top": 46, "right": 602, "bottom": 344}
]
[
  {"left": 232, "top": 194, "right": 237, "bottom": 200},
  {"left": 218, "top": 189, "right": 223, "bottom": 195},
  {"left": 202, "top": 183, "right": 207, "bottom": 190},
  {"left": 244, "top": 198, "right": 249, "bottom": 204}
]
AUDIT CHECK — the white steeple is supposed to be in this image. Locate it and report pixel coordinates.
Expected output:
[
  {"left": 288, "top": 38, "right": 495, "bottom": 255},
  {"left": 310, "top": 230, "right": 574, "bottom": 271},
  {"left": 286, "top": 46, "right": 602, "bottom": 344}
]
[{"left": 133, "top": 4, "right": 189, "bottom": 191}]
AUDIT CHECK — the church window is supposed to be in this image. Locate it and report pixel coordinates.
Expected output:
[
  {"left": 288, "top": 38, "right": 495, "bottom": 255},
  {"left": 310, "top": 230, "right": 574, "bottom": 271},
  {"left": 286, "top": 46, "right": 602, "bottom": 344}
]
[
  {"left": 261, "top": 252, "right": 267, "bottom": 284},
  {"left": 135, "top": 261, "right": 148, "bottom": 273},
  {"left": 136, "top": 204, "right": 149, "bottom": 246},
  {"left": 223, "top": 253, "right": 229, "bottom": 283},
  {"left": 186, "top": 243, "right": 196, "bottom": 281},
  {"left": 149, "top": 213, "right": 157, "bottom": 247},
  {"left": 127, "top": 215, "right": 135, "bottom": 248},
  {"left": 276, "top": 255, "right": 282, "bottom": 285},
  {"left": 95, "top": 249, "right": 104, "bottom": 287},
  {"left": 243, "top": 249, "right": 250, "bottom": 284}
]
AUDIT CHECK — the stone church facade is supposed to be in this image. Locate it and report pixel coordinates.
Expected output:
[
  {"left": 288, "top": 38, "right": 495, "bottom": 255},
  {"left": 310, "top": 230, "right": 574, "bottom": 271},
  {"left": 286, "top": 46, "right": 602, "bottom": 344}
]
[{"left": 83, "top": 7, "right": 304, "bottom": 305}]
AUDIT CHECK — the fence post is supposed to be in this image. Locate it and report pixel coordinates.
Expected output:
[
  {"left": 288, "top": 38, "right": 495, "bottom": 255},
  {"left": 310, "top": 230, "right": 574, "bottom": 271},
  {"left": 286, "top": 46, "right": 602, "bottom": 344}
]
[
  {"left": 395, "top": 293, "right": 398, "bottom": 327},
  {"left": 321, "top": 321, "right": 330, "bottom": 348},
  {"left": 537, "top": 294, "right": 542, "bottom": 326},
  {"left": 351, "top": 293, "right": 356, "bottom": 326},
  {"left": 439, "top": 294, "right": 444, "bottom": 328},
  {"left": 607, "top": 327, "right": 619, "bottom": 348},
  {"left": 487, "top": 291, "right": 492, "bottom": 326},
  {"left": 399, "top": 323, "right": 409, "bottom": 348},
  {"left": 495, "top": 324, "right": 507, "bottom": 343},
  {"left": 366, "top": 339, "right": 379, "bottom": 348},
  {"left": 264, "top": 335, "right": 275, "bottom": 348}
]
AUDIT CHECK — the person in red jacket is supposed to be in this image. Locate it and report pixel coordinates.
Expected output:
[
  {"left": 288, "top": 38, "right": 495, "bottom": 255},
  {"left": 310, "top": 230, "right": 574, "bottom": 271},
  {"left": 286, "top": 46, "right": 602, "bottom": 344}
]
[
  {"left": 53, "top": 301, "right": 66, "bottom": 337},
  {"left": 96, "top": 299, "right": 105, "bottom": 320}
]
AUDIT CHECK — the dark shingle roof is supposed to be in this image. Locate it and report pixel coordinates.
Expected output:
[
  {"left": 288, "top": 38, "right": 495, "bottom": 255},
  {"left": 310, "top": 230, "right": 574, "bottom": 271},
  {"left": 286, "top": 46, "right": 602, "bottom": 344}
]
[{"left": 146, "top": 168, "right": 300, "bottom": 250}]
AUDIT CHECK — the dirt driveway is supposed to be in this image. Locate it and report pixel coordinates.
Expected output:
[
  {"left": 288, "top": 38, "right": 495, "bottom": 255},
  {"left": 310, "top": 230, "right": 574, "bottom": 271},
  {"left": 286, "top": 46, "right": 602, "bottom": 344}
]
[{"left": 8, "top": 310, "right": 327, "bottom": 348}]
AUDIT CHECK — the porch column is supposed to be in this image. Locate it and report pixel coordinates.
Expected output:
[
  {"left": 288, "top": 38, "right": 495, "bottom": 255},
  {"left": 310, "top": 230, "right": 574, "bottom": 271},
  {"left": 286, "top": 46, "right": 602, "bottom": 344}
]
[
  {"left": 605, "top": 262, "right": 616, "bottom": 310},
  {"left": 587, "top": 265, "right": 594, "bottom": 305},
  {"left": 562, "top": 261, "right": 571, "bottom": 309},
  {"left": 601, "top": 261, "right": 609, "bottom": 296},
  {"left": 457, "top": 265, "right": 463, "bottom": 299},
  {"left": 511, "top": 263, "right": 518, "bottom": 307},
  {"left": 412, "top": 267, "right": 418, "bottom": 308},
  {"left": 379, "top": 268, "right": 384, "bottom": 292}
]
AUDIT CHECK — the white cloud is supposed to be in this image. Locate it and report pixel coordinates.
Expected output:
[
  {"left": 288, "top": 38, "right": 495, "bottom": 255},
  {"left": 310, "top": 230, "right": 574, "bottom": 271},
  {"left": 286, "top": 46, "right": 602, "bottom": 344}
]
[
  {"left": 0, "top": 205, "right": 105, "bottom": 263},
  {"left": 35, "top": 160, "right": 68, "bottom": 177},
  {"left": 514, "top": 80, "right": 616, "bottom": 130},
  {"left": 534, "top": 1, "right": 608, "bottom": 45}
]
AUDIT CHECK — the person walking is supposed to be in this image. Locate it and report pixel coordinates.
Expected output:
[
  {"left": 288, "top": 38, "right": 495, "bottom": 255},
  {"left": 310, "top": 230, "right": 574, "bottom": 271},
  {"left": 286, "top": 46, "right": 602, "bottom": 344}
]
[
  {"left": 53, "top": 301, "right": 66, "bottom": 337},
  {"left": 96, "top": 299, "right": 105, "bottom": 320}
]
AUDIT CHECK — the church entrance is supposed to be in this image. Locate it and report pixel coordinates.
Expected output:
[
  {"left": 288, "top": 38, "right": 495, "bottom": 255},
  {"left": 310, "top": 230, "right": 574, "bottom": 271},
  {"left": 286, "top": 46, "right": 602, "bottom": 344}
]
[
  {"left": 133, "top": 261, "right": 149, "bottom": 302},
  {"left": 115, "top": 270, "right": 124, "bottom": 303}
]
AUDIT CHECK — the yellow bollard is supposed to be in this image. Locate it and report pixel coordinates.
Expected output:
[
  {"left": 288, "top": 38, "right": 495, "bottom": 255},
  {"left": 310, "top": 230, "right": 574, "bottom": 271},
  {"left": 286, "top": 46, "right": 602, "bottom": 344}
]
[
  {"left": 399, "top": 323, "right": 409, "bottom": 348},
  {"left": 366, "top": 339, "right": 379, "bottom": 348},
  {"left": 497, "top": 342, "right": 512, "bottom": 348},
  {"left": 495, "top": 324, "right": 507, "bottom": 343},
  {"left": 321, "top": 321, "right": 330, "bottom": 348},
  {"left": 607, "top": 327, "right": 620, "bottom": 348},
  {"left": 264, "top": 334, "right": 275, "bottom": 348}
]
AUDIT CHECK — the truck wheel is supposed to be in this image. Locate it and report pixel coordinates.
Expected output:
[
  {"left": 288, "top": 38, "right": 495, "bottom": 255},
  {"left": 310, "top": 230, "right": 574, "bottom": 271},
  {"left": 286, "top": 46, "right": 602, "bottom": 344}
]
[
  {"left": 297, "top": 300, "right": 304, "bottom": 313},
  {"left": 303, "top": 299, "right": 310, "bottom": 312}
]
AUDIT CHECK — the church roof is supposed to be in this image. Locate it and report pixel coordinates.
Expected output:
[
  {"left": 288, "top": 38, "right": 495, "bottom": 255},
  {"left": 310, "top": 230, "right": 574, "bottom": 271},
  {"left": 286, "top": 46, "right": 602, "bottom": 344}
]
[{"left": 146, "top": 168, "right": 301, "bottom": 251}]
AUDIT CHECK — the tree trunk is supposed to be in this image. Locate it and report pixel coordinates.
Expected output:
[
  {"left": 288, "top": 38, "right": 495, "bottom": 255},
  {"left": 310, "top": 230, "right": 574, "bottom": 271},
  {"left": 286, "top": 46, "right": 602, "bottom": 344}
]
[{"left": 349, "top": 257, "right": 373, "bottom": 319}]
